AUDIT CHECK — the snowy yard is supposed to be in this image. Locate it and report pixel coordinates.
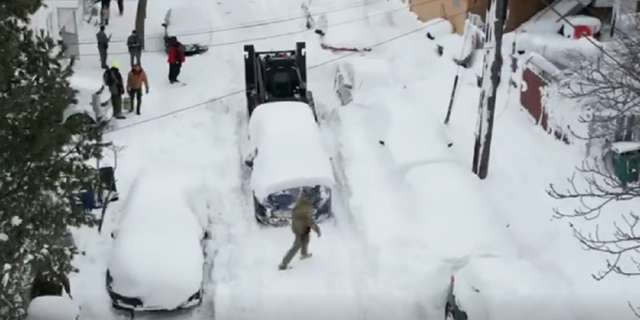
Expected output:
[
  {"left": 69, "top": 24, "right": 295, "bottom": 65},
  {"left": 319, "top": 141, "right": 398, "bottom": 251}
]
[{"left": 63, "top": 0, "right": 640, "bottom": 319}]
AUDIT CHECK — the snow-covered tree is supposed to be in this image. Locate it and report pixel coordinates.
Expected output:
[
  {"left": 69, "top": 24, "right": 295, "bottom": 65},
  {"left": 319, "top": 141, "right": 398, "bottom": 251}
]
[
  {"left": 0, "top": 1, "right": 104, "bottom": 318},
  {"left": 548, "top": 15, "right": 640, "bottom": 317}
]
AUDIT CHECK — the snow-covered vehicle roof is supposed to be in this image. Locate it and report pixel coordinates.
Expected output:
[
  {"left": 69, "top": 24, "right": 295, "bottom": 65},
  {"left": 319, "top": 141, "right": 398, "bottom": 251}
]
[
  {"left": 107, "top": 169, "right": 208, "bottom": 310},
  {"left": 26, "top": 296, "right": 80, "bottom": 320},
  {"left": 452, "top": 257, "right": 576, "bottom": 320},
  {"left": 164, "top": 5, "right": 212, "bottom": 46},
  {"left": 248, "top": 101, "right": 335, "bottom": 200},
  {"left": 404, "top": 162, "right": 517, "bottom": 260},
  {"left": 63, "top": 75, "right": 111, "bottom": 124}
]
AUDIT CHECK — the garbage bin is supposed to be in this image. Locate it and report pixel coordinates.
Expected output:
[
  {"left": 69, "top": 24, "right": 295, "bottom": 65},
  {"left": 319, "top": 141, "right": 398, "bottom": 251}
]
[{"left": 610, "top": 142, "right": 640, "bottom": 183}]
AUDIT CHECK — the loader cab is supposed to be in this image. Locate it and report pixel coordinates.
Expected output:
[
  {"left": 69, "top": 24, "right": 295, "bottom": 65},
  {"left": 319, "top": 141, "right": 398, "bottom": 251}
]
[
  {"left": 264, "top": 55, "right": 301, "bottom": 100},
  {"left": 243, "top": 42, "right": 315, "bottom": 118}
]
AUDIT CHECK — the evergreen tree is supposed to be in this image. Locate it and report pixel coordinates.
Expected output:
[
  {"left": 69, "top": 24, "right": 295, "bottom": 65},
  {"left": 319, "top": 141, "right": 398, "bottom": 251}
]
[{"left": 0, "top": 1, "right": 104, "bottom": 318}]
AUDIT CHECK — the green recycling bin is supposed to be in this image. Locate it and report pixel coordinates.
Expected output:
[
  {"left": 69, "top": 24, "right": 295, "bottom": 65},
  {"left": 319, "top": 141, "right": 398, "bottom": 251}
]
[{"left": 611, "top": 142, "right": 640, "bottom": 183}]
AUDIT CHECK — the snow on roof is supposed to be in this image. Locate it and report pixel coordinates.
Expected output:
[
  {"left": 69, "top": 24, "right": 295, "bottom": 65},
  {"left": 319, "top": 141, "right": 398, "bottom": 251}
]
[
  {"left": 248, "top": 102, "right": 334, "bottom": 200},
  {"left": 518, "top": 0, "right": 591, "bottom": 33},
  {"left": 611, "top": 141, "right": 640, "bottom": 154},
  {"left": 404, "top": 163, "right": 517, "bottom": 260},
  {"left": 454, "top": 257, "right": 575, "bottom": 320},
  {"left": 384, "top": 106, "right": 455, "bottom": 173},
  {"left": 27, "top": 296, "right": 79, "bottom": 320},
  {"left": 108, "top": 169, "right": 206, "bottom": 308}
]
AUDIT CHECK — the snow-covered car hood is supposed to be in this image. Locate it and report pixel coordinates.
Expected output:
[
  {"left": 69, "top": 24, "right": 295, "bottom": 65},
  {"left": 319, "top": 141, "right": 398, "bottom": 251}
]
[
  {"left": 107, "top": 169, "right": 208, "bottom": 309},
  {"left": 453, "top": 257, "right": 577, "bottom": 320},
  {"left": 247, "top": 102, "right": 335, "bottom": 200},
  {"left": 166, "top": 6, "right": 212, "bottom": 46}
]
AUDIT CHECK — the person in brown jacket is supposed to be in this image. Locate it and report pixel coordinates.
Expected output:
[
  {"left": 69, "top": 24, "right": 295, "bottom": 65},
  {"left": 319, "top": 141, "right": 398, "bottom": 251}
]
[
  {"left": 279, "top": 190, "right": 322, "bottom": 270},
  {"left": 126, "top": 63, "right": 149, "bottom": 115}
]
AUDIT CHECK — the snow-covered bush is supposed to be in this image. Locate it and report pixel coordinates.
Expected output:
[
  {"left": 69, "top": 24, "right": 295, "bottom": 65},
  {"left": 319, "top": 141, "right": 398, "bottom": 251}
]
[{"left": 26, "top": 296, "right": 79, "bottom": 320}]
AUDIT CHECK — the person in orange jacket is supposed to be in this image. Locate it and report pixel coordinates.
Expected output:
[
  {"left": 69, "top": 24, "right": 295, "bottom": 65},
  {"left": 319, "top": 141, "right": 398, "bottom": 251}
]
[{"left": 126, "top": 63, "right": 149, "bottom": 115}]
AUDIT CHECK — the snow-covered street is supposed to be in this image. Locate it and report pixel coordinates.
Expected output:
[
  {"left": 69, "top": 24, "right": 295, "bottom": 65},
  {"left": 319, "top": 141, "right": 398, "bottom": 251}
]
[{"left": 64, "top": 0, "right": 640, "bottom": 319}]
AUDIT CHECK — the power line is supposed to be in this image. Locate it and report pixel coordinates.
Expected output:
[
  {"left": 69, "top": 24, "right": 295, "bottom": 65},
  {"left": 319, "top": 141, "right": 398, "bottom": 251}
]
[
  {"left": 72, "top": 0, "right": 448, "bottom": 49},
  {"left": 72, "top": 0, "right": 399, "bottom": 46},
  {"left": 106, "top": 10, "right": 469, "bottom": 133}
]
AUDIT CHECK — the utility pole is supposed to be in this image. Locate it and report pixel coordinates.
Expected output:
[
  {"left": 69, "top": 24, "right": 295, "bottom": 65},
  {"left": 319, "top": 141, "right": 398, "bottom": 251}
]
[
  {"left": 135, "top": 0, "right": 147, "bottom": 49},
  {"left": 471, "top": 0, "right": 508, "bottom": 179}
]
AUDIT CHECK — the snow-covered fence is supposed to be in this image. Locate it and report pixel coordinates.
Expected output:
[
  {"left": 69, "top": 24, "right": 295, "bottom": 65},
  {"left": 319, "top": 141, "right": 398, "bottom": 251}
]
[
  {"left": 517, "top": 52, "right": 571, "bottom": 144},
  {"left": 29, "top": 1, "right": 82, "bottom": 60}
]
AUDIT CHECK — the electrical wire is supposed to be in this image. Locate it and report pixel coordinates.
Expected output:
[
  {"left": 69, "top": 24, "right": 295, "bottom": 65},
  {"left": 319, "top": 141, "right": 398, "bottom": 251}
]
[
  {"left": 72, "top": 0, "right": 411, "bottom": 46},
  {"left": 71, "top": 0, "right": 449, "bottom": 48},
  {"left": 106, "top": 9, "right": 469, "bottom": 133},
  {"left": 75, "top": 0, "right": 379, "bottom": 45}
]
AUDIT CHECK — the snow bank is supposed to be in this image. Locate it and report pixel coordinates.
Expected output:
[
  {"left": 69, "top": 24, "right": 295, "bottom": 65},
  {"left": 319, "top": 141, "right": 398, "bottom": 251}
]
[
  {"left": 108, "top": 168, "right": 206, "bottom": 309},
  {"left": 435, "top": 33, "right": 474, "bottom": 64},
  {"left": 454, "top": 257, "right": 576, "bottom": 320},
  {"left": 404, "top": 163, "right": 517, "bottom": 260},
  {"left": 383, "top": 106, "right": 454, "bottom": 173},
  {"left": 248, "top": 102, "right": 334, "bottom": 200},
  {"left": 27, "top": 296, "right": 80, "bottom": 320},
  {"left": 343, "top": 57, "right": 395, "bottom": 104},
  {"left": 425, "top": 18, "right": 453, "bottom": 40},
  {"left": 65, "top": 75, "right": 111, "bottom": 123}
]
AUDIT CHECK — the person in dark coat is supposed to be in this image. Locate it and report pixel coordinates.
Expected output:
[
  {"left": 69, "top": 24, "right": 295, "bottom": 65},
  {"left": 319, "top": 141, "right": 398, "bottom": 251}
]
[
  {"left": 103, "top": 61, "right": 125, "bottom": 118},
  {"left": 100, "top": 0, "right": 111, "bottom": 25},
  {"left": 279, "top": 191, "right": 321, "bottom": 270},
  {"left": 96, "top": 26, "right": 110, "bottom": 69},
  {"left": 116, "top": 0, "right": 124, "bottom": 15},
  {"left": 126, "top": 30, "right": 142, "bottom": 67},
  {"left": 167, "top": 39, "right": 186, "bottom": 84}
]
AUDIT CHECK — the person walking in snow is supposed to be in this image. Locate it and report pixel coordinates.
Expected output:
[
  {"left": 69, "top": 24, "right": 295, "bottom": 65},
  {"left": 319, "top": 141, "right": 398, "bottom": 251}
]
[
  {"left": 103, "top": 61, "right": 125, "bottom": 119},
  {"left": 116, "top": 0, "right": 124, "bottom": 15},
  {"left": 126, "top": 64, "right": 149, "bottom": 115},
  {"left": 167, "top": 38, "right": 186, "bottom": 84},
  {"left": 279, "top": 190, "right": 321, "bottom": 270},
  {"left": 96, "top": 26, "right": 111, "bottom": 69},
  {"left": 126, "top": 30, "right": 142, "bottom": 67},
  {"left": 99, "top": 0, "right": 111, "bottom": 25}
]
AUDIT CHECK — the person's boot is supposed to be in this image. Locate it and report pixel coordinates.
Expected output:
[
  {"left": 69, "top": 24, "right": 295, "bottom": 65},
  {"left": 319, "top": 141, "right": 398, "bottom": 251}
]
[
  {"left": 300, "top": 253, "right": 312, "bottom": 260},
  {"left": 278, "top": 263, "right": 289, "bottom": 270}
]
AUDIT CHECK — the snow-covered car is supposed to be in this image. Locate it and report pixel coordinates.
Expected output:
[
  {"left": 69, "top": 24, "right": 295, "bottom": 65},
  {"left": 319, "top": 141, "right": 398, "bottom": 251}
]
[
  {"left": 162, "top": 5, "right": 211, "bottom": 56},
  {"left": 244, "top": 101, "right": 334, "bottom": 226},
  {"left": 445, "top": 257, "right": 576, "bottom": 320},
  {"left": 105, "top": 170, "right": 209, "bottom": 311},
  {"left": 63, "top": 75, "right": 112, "bottom": 125},
  {"left": 27, "top": 296, "right": 80, "bottom": 320}
]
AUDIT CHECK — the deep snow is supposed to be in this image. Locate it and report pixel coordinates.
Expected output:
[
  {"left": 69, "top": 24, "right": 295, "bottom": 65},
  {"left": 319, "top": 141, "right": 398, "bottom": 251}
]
[{"left": 62, "top": 0, "right": 640, "bottom": 320}]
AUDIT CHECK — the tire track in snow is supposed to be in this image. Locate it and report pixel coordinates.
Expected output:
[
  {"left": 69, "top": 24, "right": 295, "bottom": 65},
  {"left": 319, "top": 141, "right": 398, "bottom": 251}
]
[{"left": 316, "top": 100, "right": 379, "bottom": 320}]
